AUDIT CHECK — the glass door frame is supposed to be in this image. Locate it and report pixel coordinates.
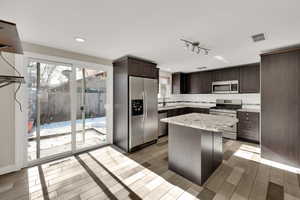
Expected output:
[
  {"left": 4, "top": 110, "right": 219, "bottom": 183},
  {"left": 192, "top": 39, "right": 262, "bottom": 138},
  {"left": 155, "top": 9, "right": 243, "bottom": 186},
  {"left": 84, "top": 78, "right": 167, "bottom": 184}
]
[
  {"left": 24, "top": 57, "right": 110, "bottom": 167},
  {"left": 72, "top": 65, "right": 108, "bottom": 154},
  {"left": 26, "top": 58, "right": 74, "bottom": 166}
]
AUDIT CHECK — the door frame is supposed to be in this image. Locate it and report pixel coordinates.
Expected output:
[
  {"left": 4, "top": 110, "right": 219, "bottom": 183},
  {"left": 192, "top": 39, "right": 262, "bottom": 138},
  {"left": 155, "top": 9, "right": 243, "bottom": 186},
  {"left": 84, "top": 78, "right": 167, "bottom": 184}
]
[
  {"left": 72, "top": 65, "right": 109, "bottom": 154},
  {"left": 14, "top": 52, "right": 113, "bottom": 168}
]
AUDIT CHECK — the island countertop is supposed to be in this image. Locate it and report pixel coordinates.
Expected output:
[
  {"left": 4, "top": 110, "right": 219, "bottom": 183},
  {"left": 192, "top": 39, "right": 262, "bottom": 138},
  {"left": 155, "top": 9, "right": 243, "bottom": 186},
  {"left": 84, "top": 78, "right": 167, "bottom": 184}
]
[{"left": 161, "top": 113, "right": 238, "bottom": 132}]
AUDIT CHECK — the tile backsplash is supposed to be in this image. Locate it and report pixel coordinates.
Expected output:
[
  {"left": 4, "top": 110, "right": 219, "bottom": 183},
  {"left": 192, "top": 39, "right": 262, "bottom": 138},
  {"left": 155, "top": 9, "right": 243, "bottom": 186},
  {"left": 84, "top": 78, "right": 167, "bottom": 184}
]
[{"left": 158, "top": 93, "right": 260, "bottom": 109}]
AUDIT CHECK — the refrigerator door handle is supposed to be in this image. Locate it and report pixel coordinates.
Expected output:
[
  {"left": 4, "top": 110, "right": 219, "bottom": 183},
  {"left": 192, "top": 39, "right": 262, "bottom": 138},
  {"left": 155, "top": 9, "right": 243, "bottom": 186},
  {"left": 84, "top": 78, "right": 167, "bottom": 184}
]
[
  {"left": 142, "top": 91, "right": 145, "bottom": 121},
  {"left": 145, "top": 91, "right": 147, "bottom": 118}
]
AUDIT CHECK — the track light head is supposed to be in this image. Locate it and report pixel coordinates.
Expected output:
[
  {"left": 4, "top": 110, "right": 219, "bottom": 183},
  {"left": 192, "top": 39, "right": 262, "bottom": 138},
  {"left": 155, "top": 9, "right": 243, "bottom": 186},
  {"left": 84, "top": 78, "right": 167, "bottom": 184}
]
[
  {"left": 184, "top": 42, "right": 189, "bottom": 50},
  {"left": 191, "top": 45, "right": 195, "bottom": 52},
  {"left": 180, "top": 38, "right": 210, "bottom": 55}
]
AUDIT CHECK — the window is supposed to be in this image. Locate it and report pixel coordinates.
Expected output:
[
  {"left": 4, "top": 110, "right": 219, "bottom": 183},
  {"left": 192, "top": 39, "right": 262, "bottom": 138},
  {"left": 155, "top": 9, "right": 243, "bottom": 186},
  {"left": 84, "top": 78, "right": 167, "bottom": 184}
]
[{"left": 158, "top": 76, "right": 171, "bottom": 98}]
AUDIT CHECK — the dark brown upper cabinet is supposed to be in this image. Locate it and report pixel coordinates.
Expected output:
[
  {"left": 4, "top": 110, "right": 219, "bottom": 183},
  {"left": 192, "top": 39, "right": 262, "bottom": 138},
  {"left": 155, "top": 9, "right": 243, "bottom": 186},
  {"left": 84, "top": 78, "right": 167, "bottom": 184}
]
[
  {"left": 186, "top": 71, "right": 212, "bottom": 94},
  {"left": 0, "top": 20, "right": 23, "bottom": 54},
  {"left": 212, "top": 67, "right": 240, "bottom": 82},
  {"left": 127, "top": 57, "right": 159, "bottom": 79},
  {"left": 239, "top": 63, "right": 260, "bottom": 93},
  {"left": 172, "top": 63, "right": 260, "bottom": 94},
  {"left": 172, "top": 73, "right": 187, "bottom": 94}
]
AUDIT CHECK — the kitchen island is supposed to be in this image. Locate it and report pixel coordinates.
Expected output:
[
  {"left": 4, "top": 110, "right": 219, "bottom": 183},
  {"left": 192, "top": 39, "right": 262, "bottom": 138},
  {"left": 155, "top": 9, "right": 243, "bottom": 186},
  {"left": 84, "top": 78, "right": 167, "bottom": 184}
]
[{"left": 161, "top": 113, "right": 238, "bottom": 185}]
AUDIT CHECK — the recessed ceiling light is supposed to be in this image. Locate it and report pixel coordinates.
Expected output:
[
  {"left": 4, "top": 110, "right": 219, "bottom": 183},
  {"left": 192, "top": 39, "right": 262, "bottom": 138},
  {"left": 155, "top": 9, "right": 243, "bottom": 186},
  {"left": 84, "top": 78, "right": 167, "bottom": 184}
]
[
  {"left": 214, "top": 55, "right": 224, "bottom": 60},
  {"left": 196, "top": 67, "right": 207, "bottom": 70},
  {"left": 214, "top": 55, "right": 229, "bottom": 63},
  {"left": 75, "top": 37, "right": 85, "bottom": 42}
]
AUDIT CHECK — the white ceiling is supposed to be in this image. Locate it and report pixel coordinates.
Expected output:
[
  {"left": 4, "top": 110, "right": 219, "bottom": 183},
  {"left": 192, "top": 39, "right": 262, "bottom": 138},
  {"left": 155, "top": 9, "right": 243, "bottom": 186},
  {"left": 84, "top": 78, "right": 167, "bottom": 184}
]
[{"left": 1, "top": 0, "right": 300, "bottom": 72}]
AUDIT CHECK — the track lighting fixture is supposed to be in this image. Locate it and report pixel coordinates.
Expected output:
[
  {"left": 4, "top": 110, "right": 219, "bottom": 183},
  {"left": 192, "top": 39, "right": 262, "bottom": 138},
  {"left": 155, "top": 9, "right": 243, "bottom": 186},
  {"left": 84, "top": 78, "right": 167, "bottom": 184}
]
[
  {"left": 180, "top": 39, "right": 210, "bottom": 55},
  {"left": 184, "top": 42, "right": 189, "bottom": 50}
]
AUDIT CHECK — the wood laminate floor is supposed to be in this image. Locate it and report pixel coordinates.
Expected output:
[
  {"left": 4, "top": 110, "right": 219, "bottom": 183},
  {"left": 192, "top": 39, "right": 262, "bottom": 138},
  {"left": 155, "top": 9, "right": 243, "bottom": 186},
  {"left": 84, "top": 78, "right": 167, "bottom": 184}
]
[{"left": 1, "top": 137, "right": 300, "bottom": 200}]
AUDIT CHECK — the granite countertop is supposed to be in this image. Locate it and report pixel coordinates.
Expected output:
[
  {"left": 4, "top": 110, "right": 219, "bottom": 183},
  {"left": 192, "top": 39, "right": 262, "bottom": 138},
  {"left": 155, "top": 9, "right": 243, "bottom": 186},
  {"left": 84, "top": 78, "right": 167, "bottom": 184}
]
[
  {"left": 238, "top": 108, "right": 260, "bottom": 113},
  {"left": 158, "top": 104, "right": 213, "bottom": 111},
  {"left": 161, "top": 113, "right": 238, "bottom": 132}
]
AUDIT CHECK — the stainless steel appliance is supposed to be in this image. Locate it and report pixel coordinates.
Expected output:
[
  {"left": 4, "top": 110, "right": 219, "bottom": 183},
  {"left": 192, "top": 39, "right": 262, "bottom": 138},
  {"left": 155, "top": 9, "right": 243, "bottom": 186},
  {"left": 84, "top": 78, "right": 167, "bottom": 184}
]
[
  {"left": 210, "top": 99, "right": 242, "bottom": 140},
  {"left": 158, "top": 112, "right": 168, "bottom": 136},
  {"left": 129, "top": 76, "right": 158, "bottom": 150},
  {"left": 212, "top": 80, "right": 239, "bottom": 94}
]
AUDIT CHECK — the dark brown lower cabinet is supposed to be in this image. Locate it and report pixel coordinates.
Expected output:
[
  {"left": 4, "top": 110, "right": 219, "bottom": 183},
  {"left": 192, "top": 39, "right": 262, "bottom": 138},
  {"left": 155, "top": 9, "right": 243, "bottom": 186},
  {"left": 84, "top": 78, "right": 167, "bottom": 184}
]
[
  {"left": 168, "top": 124, "right": 222, "bottom": 185},
  {"left": 166, "top": 108, "right": 186, "bottom": 117},
  {"left": 158, "top": 111, "right": 168, "bottom": 137},
  {"left": 188, "top": 107, "right": 210, "bottom": 114},
  {"left": 261, "top": 48, "right": 300, "bottom": 168},
  {"left": 237, "top": 111, "right": 259, "bottom": 143}
]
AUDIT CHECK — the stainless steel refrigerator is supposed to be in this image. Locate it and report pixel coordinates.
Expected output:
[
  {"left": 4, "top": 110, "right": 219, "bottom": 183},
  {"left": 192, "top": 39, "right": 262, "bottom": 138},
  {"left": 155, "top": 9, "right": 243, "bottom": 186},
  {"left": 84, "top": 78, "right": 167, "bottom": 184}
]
[{"left": 129, "top": 76, "right": 158, "bottom": 150}]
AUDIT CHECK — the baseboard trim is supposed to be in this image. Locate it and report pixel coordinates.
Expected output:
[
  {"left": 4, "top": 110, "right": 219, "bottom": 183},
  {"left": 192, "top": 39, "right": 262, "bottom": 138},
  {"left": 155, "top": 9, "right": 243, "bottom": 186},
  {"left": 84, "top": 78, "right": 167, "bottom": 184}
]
[{"left": 0, "top": 165, "right": 21, "bottom": 175}]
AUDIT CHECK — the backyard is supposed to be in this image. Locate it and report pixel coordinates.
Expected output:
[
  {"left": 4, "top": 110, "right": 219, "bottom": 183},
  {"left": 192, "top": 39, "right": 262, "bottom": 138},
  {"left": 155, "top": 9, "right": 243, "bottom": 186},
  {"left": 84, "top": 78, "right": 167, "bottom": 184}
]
[{"left": 27, "top": 62, "right": 107, "bottom": 161}]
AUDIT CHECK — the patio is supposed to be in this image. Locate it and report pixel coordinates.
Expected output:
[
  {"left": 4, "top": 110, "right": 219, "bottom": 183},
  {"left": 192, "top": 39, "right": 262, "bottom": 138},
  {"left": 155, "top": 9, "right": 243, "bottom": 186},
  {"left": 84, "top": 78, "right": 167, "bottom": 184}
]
[{"left": 27, "top": 117, "right": 107, "bottom": 161}]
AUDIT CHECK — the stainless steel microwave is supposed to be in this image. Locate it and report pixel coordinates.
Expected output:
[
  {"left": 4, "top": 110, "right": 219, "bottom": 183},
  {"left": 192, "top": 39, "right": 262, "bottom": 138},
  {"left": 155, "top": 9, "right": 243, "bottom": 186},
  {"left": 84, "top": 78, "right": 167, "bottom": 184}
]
[{"left": 212, "top": 80, "right": 239, "bottom": 94}]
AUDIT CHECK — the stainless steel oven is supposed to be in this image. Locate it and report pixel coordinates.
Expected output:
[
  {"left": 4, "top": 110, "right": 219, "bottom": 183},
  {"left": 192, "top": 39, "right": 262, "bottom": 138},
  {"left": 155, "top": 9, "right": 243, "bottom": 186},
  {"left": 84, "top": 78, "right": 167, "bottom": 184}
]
[
  {"left": 209, "top": 99, "right": 242, "bottom": 140},
  {"left": 209, "top": 109, "right": 237, "bottom": 139},
  {"left": 212, "top": 80, "right": 239, "bottom": 94}
]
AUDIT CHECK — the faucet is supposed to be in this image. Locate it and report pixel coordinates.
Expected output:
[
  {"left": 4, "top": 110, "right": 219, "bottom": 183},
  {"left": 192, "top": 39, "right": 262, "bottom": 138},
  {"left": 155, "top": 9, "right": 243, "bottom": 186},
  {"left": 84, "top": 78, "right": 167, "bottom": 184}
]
[{"left": 162, "top": 97, "right": 168, "bottom": 107}]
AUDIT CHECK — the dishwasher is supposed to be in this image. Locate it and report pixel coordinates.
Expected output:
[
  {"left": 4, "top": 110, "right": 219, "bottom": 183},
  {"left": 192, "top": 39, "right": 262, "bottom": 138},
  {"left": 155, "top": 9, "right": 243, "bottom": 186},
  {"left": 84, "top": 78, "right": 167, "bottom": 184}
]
[{"left": 158, "top": 112, "right": 168, "bottom": 136}]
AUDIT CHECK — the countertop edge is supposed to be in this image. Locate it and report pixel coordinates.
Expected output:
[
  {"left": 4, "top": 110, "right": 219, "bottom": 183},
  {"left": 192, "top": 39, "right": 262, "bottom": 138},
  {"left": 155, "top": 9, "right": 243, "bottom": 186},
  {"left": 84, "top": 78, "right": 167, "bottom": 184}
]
[
  {"left": 160, "top": 114, "right": 238, "bottom": 132},
  {"left": 237, "top": 108, "right": 260, "bottom": 113},
  {"left": 158, "top": 105, "right": 213, "bottom": 111}
]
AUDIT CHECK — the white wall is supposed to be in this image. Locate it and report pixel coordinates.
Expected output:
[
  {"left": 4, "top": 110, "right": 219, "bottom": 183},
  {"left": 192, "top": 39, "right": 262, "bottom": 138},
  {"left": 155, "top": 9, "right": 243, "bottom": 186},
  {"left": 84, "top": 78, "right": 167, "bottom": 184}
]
[
  {"left": 22, "top": 42, "right": 112, "bottom": 66},
  {"left": 0, "top": 52, "right": 16, "bottom": 170},
  {"left": 159, "top": 92, "right": 260, "bottom": 109},
  {"left": 181, "top": 93, "right": 260, "bottom": 109}
]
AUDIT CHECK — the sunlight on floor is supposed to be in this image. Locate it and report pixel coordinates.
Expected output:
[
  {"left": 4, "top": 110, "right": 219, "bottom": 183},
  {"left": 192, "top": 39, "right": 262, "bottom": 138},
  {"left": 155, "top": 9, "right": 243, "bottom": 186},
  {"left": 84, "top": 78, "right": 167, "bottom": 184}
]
[
  {"left": 234, "top": 144, "right": 300, "bottom": 174},
  {"left": 88, "top": 146, "right": 201, "bottom": 199},
  {"left": 22, "top": 146, "right": 202, "bottom": 200},
  {"left": 3, "top": 138, "right": 300, "bottom": 200}
]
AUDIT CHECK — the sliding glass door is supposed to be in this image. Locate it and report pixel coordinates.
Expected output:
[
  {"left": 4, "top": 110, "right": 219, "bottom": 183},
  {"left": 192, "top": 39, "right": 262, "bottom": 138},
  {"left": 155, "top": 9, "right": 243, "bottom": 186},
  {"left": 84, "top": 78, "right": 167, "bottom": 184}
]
[
  {"left": 75, "top": 68, "right": 107, "bottom": 151},
  {"left": 27, "top": 61, "right": 72, "bottom": 161},
  {"left": 27, "top": 60, "right": 108, "bottom": 164}
]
